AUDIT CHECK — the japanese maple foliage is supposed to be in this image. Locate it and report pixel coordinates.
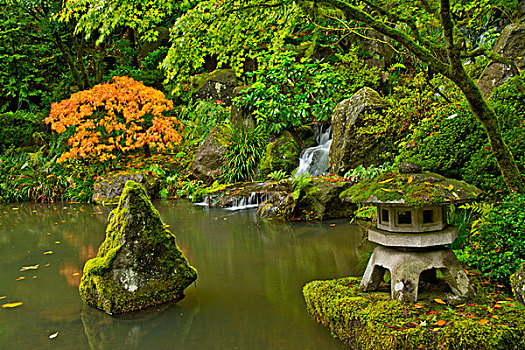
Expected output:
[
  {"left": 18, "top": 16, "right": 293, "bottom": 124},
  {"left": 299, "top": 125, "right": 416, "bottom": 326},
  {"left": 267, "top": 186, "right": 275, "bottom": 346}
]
[{"left": 45, "top": 76, "right": 182, "bottom": 163}]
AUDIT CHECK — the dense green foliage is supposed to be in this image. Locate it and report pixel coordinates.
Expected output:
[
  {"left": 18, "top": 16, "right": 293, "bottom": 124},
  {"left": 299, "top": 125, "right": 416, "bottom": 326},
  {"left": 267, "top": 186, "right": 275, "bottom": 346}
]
[
  {"left": 234, "top": 50, "right": 379, "bottom": 134},
  {"left": 400, "top": 74, "right": 525, "bottom": 192},
  {"left": 458, "top": 194, "right": 525, "bottom": 283}
]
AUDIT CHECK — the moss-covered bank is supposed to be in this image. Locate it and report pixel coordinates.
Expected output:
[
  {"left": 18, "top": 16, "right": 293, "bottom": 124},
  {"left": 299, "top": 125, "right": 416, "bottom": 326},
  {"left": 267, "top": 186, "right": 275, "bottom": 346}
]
[
  {"left": 303, "top": 277, "right": 525, "bottom": 349},
  {"left": 80, "top": 181, "right": 197, "bottom": 314}
]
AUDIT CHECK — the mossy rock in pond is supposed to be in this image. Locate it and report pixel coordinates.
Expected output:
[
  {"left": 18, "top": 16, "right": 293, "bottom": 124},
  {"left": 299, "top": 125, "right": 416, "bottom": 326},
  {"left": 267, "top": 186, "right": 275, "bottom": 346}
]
[
  {"left": 92, "top": 171, "right": 159, "bottom": 205},
  {"left": 80, "top": 181, "right": 197, "bottom": 315},
  {"left": 303, "top": 277, "right": 525, "bottom": 349},
  {"left": 340, "top": 171, "right": 482, "bottom": 207},
  {"left": 259, "top": 131, "right": 301, "bottom": 179}
]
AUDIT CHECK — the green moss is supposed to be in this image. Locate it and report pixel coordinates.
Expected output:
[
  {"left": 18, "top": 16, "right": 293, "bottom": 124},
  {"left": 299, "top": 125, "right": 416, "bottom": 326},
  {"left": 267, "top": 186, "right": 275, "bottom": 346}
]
[
  {"left": 303, "top": 277, "right": 525, "bottom": 349},
  {"left": 80, "top": 180, "right": 197, "bottom": 314},
  {"left": 340, "top": 171, "right": 481, "bottom": 207},
  {"left": 259, "top": 131, "right": 300, "bottom": 178}
]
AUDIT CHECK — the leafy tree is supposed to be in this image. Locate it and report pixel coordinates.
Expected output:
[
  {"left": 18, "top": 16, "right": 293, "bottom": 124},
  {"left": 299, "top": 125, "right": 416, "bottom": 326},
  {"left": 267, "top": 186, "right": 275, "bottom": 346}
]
[
  {"left": 299, "top": 0, "right": 524, "bottom": 192},
  {"left": 45, "top": 76, "right": 182, "bottom": 163}
]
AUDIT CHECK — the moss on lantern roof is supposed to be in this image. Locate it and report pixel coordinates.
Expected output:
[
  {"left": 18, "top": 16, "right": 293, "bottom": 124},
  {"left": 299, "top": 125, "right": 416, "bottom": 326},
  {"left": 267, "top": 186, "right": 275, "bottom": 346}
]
[{"left": 340, "top": 170, "right": 482, "bottom": 207}]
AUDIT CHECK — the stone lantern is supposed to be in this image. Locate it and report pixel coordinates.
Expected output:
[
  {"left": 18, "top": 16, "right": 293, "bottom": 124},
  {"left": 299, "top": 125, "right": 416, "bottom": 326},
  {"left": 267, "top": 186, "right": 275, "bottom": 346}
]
[{"left": 341, "top": 163, "right": 481, "bottom": 302}]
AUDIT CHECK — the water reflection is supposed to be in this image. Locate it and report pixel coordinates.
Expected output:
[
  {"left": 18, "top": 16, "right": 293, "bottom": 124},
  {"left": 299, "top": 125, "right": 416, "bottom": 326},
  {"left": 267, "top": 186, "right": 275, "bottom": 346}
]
[{"left": 0, "top": 200, "right": 370, "bottom": 350}]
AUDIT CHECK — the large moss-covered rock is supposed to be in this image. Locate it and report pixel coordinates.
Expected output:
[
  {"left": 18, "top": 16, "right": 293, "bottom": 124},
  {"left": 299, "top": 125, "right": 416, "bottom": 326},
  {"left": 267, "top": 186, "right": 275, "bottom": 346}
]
[
  {"left": 259, "top": 131, "right": 301, "bottom": 179},
  {"left": 511, "top": 263, "right": 525, "bottom": 305},
  {"left": 192, "top": 69, "right": 238, "bottom": 105},
  {"left": 478, "top": 23, "right": 525, "bottom": 98},
  {"left": 190, "top": 126, "right": 228, "bottom": 184},
  {"left": 92, "top": 171, "right": 159, "bottom": 205},
  {"left": 329, "top": 87, "right": 390, "bottom": 176},
  {"left": 80, "top": 181, "right": 197, "bottom": 315},
  {"left": 303, "top": 277, "right": 525, "bottom": 349}
]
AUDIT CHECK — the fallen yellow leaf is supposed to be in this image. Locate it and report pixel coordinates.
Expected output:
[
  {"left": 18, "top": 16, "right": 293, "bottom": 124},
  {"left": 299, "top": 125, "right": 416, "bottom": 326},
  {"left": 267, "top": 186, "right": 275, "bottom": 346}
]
[
  {"left": 55, "top": 241, "right": 61, "bottom": 244},
  {"left": 15, "top": 277, "right": 25, "bottom": 281},
  {"left": 434, "top": 298, "right": 446, "bottom": 305},
  {"left": 448, "top": 184, "right": 454, "bottom": 191},
  {"left": 2, "top": 302, "right": 23, "bottom": 308},
  {"left": 43, "top": 251, "right": 53, "bottom": 255},
  {"left": 379, "top": 178, "right": 394, "bottom": 184},
  {"left": 455, "top": 303, "right": 466, "bottom": 308},
  {"left": 492, "top": 315, "right": 500, "bottom": 319},
  {"left": 479, "top": 319, "right": 489, "bottom": 325},
  {"left": 381, "top": 188, "right": 392, "bottom": 192},
  {"left": 72, "top": 273, "right": 80, "bottom": 276},
  {"left": 494, "top": 304, "right": 503, "bottom": 308},
  {"left": 407, "top": 175, "right": 413, "bottom": 184},
  {"left": 20, "top": 264, "right": 39, "bottom": 271},
  {"left": 414, "top": 303, "right": 424, "bottom": 309}
]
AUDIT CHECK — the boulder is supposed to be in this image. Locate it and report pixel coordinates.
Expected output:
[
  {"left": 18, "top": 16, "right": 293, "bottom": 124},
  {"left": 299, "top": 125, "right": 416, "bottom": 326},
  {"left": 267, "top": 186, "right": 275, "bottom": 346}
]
[
  {"left": 92, "top": 171, "right": 159, "bottom": 205},
  {"left": 138, "top": 27, "right": 170, "bottom": 61},
  {"left": 79, "top": 181, "right": 197, "bottom": 314},
  {"left": 230, "top": 85, "right": 255, "bottom": 129},
  {"left": 189, "top": 126, "right": 228, "bottom": 184},
  {"left": 258, "top": 177, "right": 356, "bottom": 221},
  {"left": 259, "top": 131, "right": 301, "bottom": 179},
  {"left": 329, "top": 87, "right": 389, "bottom": 176},
  {"left": 477, "top": 23, "right": 525, "bottom": 98},
  {"left": 192, "top": 69, "right": 239, "bottom": 105},
  {"left": 511, "top": 263, "right": 525, "bottom": 305}
]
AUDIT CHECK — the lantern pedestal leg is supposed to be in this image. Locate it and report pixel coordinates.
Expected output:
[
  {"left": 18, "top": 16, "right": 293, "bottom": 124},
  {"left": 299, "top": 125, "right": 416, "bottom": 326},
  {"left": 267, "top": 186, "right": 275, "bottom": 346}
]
[{"left": 360, "top": 245, "right": 474, "bottom": 302}]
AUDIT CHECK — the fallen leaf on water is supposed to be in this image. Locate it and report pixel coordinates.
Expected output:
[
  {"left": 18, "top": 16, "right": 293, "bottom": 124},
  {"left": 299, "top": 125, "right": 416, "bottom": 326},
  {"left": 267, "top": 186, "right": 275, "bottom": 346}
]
[
  {"left": 407, "top": 175, "right": 413, "bottom": 184},
  {"left": 434, "top": 298, "right": 446, "bottom": 305},
  {"left": 55, "top": 241, "right": 61, "bottom": 244},
  {"left": 2, "top": 302, "right": 23, "bottom": 308},
  {"left": 434, "top": 319, "right": 446, "bottom": 326},
  {"left": 32, "top": 276, "right": 37, "bottom": 279},
  {"left": 379, "top": 178, "right": 394, "bottom": 184},
  {"left": 479, "top": 319, "right": 490, "bottom": 325},
  {"left": 46, "top": 233, "right": 51, "bottom": 235},
  {"left": 72, "top": 273, "right": 80, "bottom": 276},
  {"left": 329, "top": 224, "right": 336, "bottom": 226},
  {"left": 49, "top": 332, "right": 58, "bottom": 339},
  {"left": 44, "top": 264, "right": 50, "bottom": 267},
  {"left": 15, "top": 277, "right": 25, "bottom": 281},
  {"left": 20, "top": 264, "right": 39, "bottom": 271},
  {"left": 43, "top": 251, "right": 53, "bottom": 255}
]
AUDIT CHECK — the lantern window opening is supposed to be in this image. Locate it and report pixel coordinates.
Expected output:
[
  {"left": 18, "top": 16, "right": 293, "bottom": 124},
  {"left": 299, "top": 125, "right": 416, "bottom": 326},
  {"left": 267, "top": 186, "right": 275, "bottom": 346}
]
[
  {"left": 381, "top": 208, "right": 390, "bottom": 223},
  {"left": 397, "top": 210, "right": 412, "bottom": 225},
  {"left": 423, "top": 209, "right": 434, "bottom": 224}
]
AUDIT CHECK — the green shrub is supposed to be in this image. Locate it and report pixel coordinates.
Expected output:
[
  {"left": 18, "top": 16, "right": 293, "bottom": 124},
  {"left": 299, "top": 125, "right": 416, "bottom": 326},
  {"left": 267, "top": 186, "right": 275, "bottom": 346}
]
[
  {"left": 399, "top": 74, "right": 525, "bottom": 192},
  {"left": 177, "top": 100, "right": 229, "bottom": 144},
  {"left": 458, "top": 193, "right": 525, "bottom": 283},
  {"left": 234, "top": 49, "right": 380, "bottom": 134},
  {"left": 0, "top": 111, "right": 40, "bottom": 153},
  {"left": 220, "top": 124, "right": 266, "bottom": 183}
]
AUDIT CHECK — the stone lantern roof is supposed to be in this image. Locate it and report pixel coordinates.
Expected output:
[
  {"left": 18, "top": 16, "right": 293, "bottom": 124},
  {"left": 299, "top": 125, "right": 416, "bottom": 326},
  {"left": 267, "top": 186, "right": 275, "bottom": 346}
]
[{"left": 340, "top": 163, "right": 482, "bottom": 207}]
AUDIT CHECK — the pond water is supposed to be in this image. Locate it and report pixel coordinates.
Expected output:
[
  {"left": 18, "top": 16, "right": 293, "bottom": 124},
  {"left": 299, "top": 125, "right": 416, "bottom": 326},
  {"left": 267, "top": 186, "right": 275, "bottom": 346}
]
[{"left": 0, "top": 200, "right": 370, "bottom": 350}]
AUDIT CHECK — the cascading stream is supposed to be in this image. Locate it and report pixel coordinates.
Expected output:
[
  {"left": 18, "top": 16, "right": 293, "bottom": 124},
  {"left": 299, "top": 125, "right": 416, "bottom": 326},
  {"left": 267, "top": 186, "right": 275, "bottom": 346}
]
[{"left": 295, "top": 124, "right": 332, "bottom": 177}]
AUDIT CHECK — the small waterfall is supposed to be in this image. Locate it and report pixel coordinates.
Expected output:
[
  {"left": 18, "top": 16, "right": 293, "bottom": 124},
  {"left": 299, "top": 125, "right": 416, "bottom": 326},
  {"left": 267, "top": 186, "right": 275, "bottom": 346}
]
[
  {"left": 225, "top": 192, "right": 268, "bottom": 211},
  {"left": 295, "top": 125, "right": 332, "bottom": 177}
]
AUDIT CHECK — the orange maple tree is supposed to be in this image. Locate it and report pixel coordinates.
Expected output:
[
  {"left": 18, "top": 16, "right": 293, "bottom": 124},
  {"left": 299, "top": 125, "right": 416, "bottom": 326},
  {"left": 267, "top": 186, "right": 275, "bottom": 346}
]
[{"left": 45, "top": 76, "right": 182, "bottom": 163}]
